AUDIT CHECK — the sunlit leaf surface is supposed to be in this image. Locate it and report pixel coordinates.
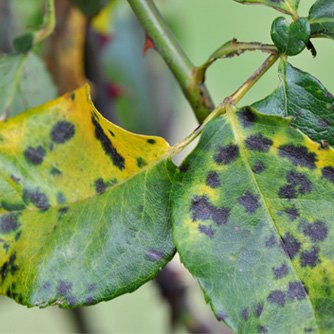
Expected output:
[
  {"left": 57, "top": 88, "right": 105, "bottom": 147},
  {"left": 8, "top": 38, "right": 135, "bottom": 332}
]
[
  {"left": 173, "top": 105, "right": 334, "bottom": 333},
  {"left": 0, "top": 85, "right": 176, "bottom": 308}
]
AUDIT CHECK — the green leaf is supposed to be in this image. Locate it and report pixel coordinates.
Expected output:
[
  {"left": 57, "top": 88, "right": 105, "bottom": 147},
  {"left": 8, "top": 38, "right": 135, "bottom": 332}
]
[
  {"left": 253, "top": 60, "right": 334, "bottom": 146},
  {"left": 173, "top": 105, "right": 334, "bottom": 333},
  {"left": 0, "top": 85, "right": 176, "bottom": 308},
  {"left": 0, "top": 52, "right": 57, "bottom": 119},
  {"left": 233, "top": 0, "right": 299, "bottom": 16},
  {"left": 309, "top": 0, "right": 334, "bottom": 39},
  {"left": 271, "top": 17, "right": 310, "bottom": 56},
  {"left": 69, "top": 0, "right": 109, "bottom": 20}
]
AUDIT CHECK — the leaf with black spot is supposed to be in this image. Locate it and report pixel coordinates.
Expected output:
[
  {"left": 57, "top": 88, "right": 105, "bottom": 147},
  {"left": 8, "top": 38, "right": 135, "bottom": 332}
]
[
  {"left": 0, "top": 86, "right": 176, "bottom": 308},
  {"left": 172, "top": 105, "right": 334, "bottom": 333}
]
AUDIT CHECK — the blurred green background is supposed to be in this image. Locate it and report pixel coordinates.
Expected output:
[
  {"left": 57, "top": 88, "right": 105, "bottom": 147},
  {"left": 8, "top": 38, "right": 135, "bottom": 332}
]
[{"left": 1, "top": 0, "right": 334, "bottom": 333}]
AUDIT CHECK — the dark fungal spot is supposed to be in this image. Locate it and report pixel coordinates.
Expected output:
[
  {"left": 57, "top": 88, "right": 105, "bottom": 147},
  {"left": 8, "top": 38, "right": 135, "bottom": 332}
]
[
  {"left": 43, "top": 282, "right": 51, "bottom": 290},
  {"left": 6, "top": 288, "right": 11, "bottom": 297},
  {"left": 198, "top": 225, "right": 216, "bottom": 238},
  {"left": 300, "top": 247, "right": 321, "bottom": 268},
  {"left": 244, "top": 134, "right": 273, "bottom": 152},
  {"left": 19, "top": 295, "right": 23, "bottom": 303},
  {"left": 267, "top": 290, "right": 285, "bottom": 307},
  {"left": 136, "top": 157, "right": 147, "bottom": 168},
  {"left": 282, "top": 233, "right": 301, "bottom": 259},
  {"left": 278, "top": 184, "right": 296, "bottom": 199},
  {"left": 147, "top": 139, "right": 156, "bottom": 144},
  {"left": 304, "top": 328, "right": 314, "bottom": 333},
  {"left": 109, "top": 130, "right": 115, "bottom": 137},
  {"left": 237, "top": 107, "right": 257, "bottom": 127},
  {"left": 51, "top": 121, "right": 75, "bottom": 144},
  {"left": 67, "top": 296, "right": 76, "bottom": 306},
  {"left": 58, "top": 206, "right": 69, "bottom": 214},
  {"left": 278, "top": 144, "right": 317, "bottom": 170},
  {"left": 238, "top": 191, "right": 260, "bottom": 214},
  {"left": 0, "top": 214, "right": 20, "bottom": 234},
  {"left": 319, "top": 118, "right": 330, "bottom": 128},
  {"left": 303, "top": 220, "right": 328, "bottom": 242},
  {"left": 285, "top": 205, "right": 299, "bottom": 221},
  {"left": 252, "top": 161, "right": 265, "bottom": 174},
  {"left": 191, "top": 196, "right": 230, "bottom": 226},
  {"left": 1, "top": 262, "right": 8, "bottom": 279},
  {"left": 206, "top": 171, "right": 221, "bottom": 188},
  {"left": 24, "top": 145, "right": 45, "bottom": 165},
  {"left": 216, "top": 312, "right": 227, "bottom": 321},
  {"left": 258, "top": 325, "right": 268, "bottom": 333},
  {"left": 10, "top": 175, "right": 20, "bottom": 183},
  {"left": 322, "top": 166, "right": 334, "bottom": 184},
  {"left": 50, "top": 167, "right": 62, "bottom": 176},
  {"left": 57, "top": 280, "right": 72, "bottom": 295},
  {"left": 272, "top": 263, "right": 289, "bottom": 279},
  {"left": 179, "top": 163, "right": 189, "bottom": 173},
  {"left": 95, "top": 178, "right": 106, "bottom": 193},
  {"left": 15, "top": 231, "right": 22, "bottom": 241},
  {"left": 214, "top": 144, "right": 239, "bottom": 165},
  {"left": 256, "top": 304, "right": 264, "bottom": 317},
  {"left": 286, "top": 170, "right": 312, "bottom": 195},
  {"left": 3, "top": 243, "right": 9, "bottom": 252},
  {"left": 87, "top": 284, "right": 96, "bottom": 292},
  {"left": 71, "top": 93, "right": 75, "bottom": 100},
  {"left": 57, "top": 192, "right": 66, "bottom": 205},
  {"left": 265, "top": 236, "right": 276, "bottom": 248},
  {"left": 241, "top": 309, "right": 248, "bottom": 321},
  {"left": 23, "top": 188, "right": 49, "bottom": 210},
  {"left": 146, "top": 249, "right": 163, "bottom": 262},
  {"left": 288, "top": 281, "right": 306, "bottom": 301},
  {"left": 138, "top": 205, "right": 144, "bottom": 213},
  {"left": 85, "top": 297, "right": 95, "bottom": 305},
  {"left": 91, "top": 115, "right": 125, "bottom": 170}
]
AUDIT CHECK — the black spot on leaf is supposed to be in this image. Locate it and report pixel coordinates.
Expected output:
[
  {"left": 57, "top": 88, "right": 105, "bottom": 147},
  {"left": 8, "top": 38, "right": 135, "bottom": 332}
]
[
  {"left": 136, "top": 157, "right": 147, "bottom": 168},
  {"left": 241, "top": 309, "right": 248, "bottom": 321},
  {"left": 273, "top": 263, "right": 289, "bottom": 279},
  {"left": 300, "top": 247, "right": 321, "bottom": 268},
  {"left": 51, "top": 121, "right": 75, "bottom": 144},
  {"left": 91, "top": 115, "right": 125, "bottom": 170},
  {"left": 50, "top": 168, "right": 62, "bottom": 176},
  {"left": 198, "top": 225, "right": 216, "bottom": 238},
  {"left": 287, "top": 170, "right": 312, "bottom": 195},
  {"left": 85, "top": 297, "right": 95, "bottom": 305},
  {"left": 57, "top": 280, "right": 72, "bottom": 295},
  {"left": 256, "top": 304, "right": 263, "bottom": 317},
  {"left": 288, "top": 281, "right": 306, "bottom": 301},
  {"left": 57, "top": 192, "right": 66, "bottom": 205},
  {"left": 267, "top": 290, "right": 285, "bottom": 307},
  {"left": 319, "top": 118, "right": 330, "bottom": 128},
  {"left": 191, "top": 196, "right": 230, "bottom": 226},
  {"left": 282, "top": 233, "right": 301, "bottom": 259},
  {"left": 279, "top": 184, "right": 297, "bottom": 199},
  {"left": 147, "top": 139, "right": 156, "bottom": 144},
  {"left": 265, "top": 236, "right": 276, "bottom": 248},
  {"left": 1, "top": 262, "right": 8, "bottom": 279},
  {"left": 304, "top": 328, "right": 314, "bottom": 333},
  {"left": 238, "top": 191, "right": 260, "bottom": 214},
  {"left": 15, "top": 231, "right": 22, "bottom": 241},
  {"left": 214, "top": 144, "right": 239, "bottom": 165},
  {"left": 244, "top": 134, "right": 273, "bottom": 152},
  {"left": 10, "top": 175, "right": 20, "bottom": 183},
  {"left": 178, "top": 164, "right": 189, "bottom": 173},
  {"left": 109, "top": 130, "right": 115, "bottom": 137},
  {"left": 58, "top": 207, "right": 69, "bottom": 214},
  {"left": 206, "top": 171, "right": 221, "bottom": 188},
  {"left": 237, "top": 107, "right": 257, "bottom": 127},
  {"left": 259, "top": 325, "right": 268, "bottom": 333},
  {"left": 71, "top": 93, "right": 75, "bottom": 100},
  {"left": 145, "top": 249, "right": 163, "bottom": 262},
  {"left": 278, "top": 144, "right": 317, "bottom": 169},
  {"left": 322, "top": 166, "right": 334, "bottom": 184},
  {"left": 95, "top": 178, "right": 106, "bottom": 193},
  {"left": 24, "top": 145, "right": 45, "bottom": 165},
  {"left": 216, "top": 312, "right": 227, "bottom": 321},
  {"left": 23, "top": 188, "right": 49, "bottom": 210},
  {"left": 303, "top": 220, "right": 328, "bottom": 242},
  {"left": 285, "top": 205, "right": 299, "bottom": 221},
  {"left": 252, "top": 161, "right": 265, "bottom": 174},
  {"left": 0, "top": 214, "right": 20, "bottom": 234},
  {"left": 67, "top": 296, "right": 76, "bottom": 306},
  {"left": 87, "top": 284, "right": 96, "bottom": 292}
]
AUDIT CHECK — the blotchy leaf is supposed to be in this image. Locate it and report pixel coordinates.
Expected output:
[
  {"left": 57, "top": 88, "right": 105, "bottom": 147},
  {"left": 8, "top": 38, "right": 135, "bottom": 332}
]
[
  {"left": 0, "top": 85, "right": 176, "bottom": 308},
  {"left": 271, "top": 17, "right": 310, "bottom": 56},
  {"left": 253, "top": 60, "right": 334, "bottom": 146},
  {"left": 233, "top": 0, "right": 299, "bottom": 16},
  {"left": 309, "top": 0, "right": 334, "bottom": 39},
  {"left": 173, "top": 105, "right": 334, "bottom": 333}
]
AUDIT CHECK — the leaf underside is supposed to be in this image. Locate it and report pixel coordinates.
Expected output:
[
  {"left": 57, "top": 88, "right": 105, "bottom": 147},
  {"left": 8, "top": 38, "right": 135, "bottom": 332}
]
[
  {"left": 253, "top": 60, "right": 334, "bottom": 147},
  {"left": 309, "top": 0, "right": 334, "bottom": 39},
  {"left": 234, "top": 0, "right": 299, "bottom": 15},
  {"left": 173, "top": 106, "right": 334, "bottom": 333},
  {"left": 0, "top": 85, "right": 176, "bottom": 308}
]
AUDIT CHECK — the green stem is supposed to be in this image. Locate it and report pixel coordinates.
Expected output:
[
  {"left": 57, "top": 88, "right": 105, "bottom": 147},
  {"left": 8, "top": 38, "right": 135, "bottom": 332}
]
[
  {"left": 127, "top": 0, "right": 214, "bottom": 123},
  {"left": 195, "top": 39, "right": 278, "bottom": 84},
  {"left": 224, "top": 52, "right": 280, "bottom": 105}
]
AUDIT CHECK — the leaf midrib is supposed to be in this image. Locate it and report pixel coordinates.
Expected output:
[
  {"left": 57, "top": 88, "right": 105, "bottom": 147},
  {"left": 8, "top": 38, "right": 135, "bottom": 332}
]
[{"left": 227, "top": 105, "right": 320, "bottom": 333}]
